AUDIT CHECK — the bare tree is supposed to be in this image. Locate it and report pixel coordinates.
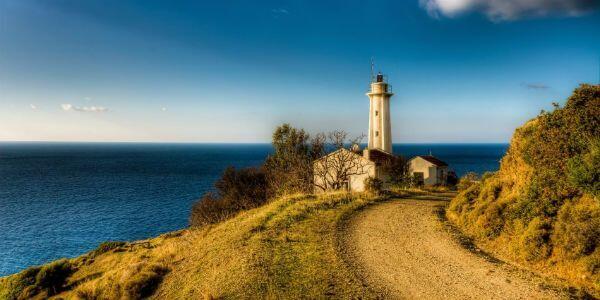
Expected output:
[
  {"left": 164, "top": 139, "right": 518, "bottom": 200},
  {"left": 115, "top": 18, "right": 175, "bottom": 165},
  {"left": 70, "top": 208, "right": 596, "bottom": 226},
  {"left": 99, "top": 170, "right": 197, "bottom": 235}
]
[{"left": 313, "top": 130, "right": 371, "bottom": 192}]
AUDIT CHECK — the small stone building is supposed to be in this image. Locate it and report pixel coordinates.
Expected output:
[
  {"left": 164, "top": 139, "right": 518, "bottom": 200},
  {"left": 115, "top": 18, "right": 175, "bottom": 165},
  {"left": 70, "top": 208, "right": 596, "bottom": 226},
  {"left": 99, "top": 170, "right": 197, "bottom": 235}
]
[
  {"left": 313, "top": 148, "right": 394, "bottom": 193},
  {"left": 408, "top": 155, "right": 449, "bottom": 186}
]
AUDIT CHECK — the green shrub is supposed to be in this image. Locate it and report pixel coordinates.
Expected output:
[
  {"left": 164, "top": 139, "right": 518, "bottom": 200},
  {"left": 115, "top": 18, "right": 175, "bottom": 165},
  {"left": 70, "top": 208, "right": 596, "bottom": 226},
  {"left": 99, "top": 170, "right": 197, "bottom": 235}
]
[
  {"left": 568, "top": 138, "right": 600, "bottom": 198},
  {"left": 215, "top": 166, "right": 268, "bottom": 210},
  {"left": 553, "top": 197, "right": 600, "bottom": 258},
  {"left": 264, "top": 123, "right": 316, "bottom": 196},
  {"left": 122, "top": 263, "right": 169, "bottom": 299},
  {"left": 35, "top": 258, "right": 74, "bottom": 296},
  {"left": 190, "top": 166, "right": 268, "bottom": 227},
  {"left": 364, "top": 177, "right": 383, "bottom": 195},
  {"left": 519, "top": 217, "right": 552, "bottom": 261},
  {"left": 582, "top": 251, "right": 600, "bottom": 276},
  {"left": 481, "top": 172, "right": 495, "bottom": 182},
  {"left": 457, "top": 172, "right": 479, "bottom": 191},
  {"left": 446, "top": 170, "right": 459, "bottom": 186},
  {"left": 2, "top": 259, "right": 75, "bottom": 298},
  {"left": 475, "top": 201, "right": 506, "bottom": 238},
  {"left": 89, "top": 241, "right": 127, "bottom": 258},
  {"left": 381, "top": 156, "right": 410, "bottom": 187},
  {"left": 190, "top": 193, "right": 235, "bottom": 226},
  {"left": 411, "top": 174, "right": 423, "bottom": 187},
  {"left": 0, "top": 266, "right": 40, "bottom": 300},
  {"left": 448, "top": 183, "right": 481, "bottom": 216}
]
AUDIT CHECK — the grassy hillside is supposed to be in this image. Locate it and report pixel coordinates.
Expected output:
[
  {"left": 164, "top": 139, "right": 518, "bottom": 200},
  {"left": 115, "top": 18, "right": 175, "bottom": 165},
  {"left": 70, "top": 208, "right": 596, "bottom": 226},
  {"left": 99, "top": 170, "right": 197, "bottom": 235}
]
[
  {"left": 1, "top": 193, "right": 385, "bottom": 299},
  {"left": 447, "top": 84, "right": 600, "bottom": 295}
]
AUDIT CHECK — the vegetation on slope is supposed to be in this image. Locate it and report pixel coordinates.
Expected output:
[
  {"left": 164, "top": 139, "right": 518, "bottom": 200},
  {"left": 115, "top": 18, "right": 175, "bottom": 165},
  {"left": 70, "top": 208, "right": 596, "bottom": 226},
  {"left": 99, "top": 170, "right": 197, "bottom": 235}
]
[
  {"left": 1, "top": 193, "right": 384, "bottom": 299},
  {"left": 447, "top": 84, "right": 600, "bottom": 294}
]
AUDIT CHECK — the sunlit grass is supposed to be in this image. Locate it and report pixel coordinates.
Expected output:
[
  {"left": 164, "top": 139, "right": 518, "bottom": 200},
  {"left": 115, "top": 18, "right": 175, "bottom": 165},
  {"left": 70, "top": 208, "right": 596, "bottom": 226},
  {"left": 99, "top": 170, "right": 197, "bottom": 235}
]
[{"left": 1, "top": 192, "right": 383, "bottom": 299}]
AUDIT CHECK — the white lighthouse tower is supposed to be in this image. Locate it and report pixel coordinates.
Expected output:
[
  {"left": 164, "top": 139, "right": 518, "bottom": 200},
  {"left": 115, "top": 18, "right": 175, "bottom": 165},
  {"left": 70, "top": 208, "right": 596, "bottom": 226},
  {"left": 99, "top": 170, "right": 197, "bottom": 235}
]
[{"left": 367, "top": 72, "right": 394, "bottom": 153}]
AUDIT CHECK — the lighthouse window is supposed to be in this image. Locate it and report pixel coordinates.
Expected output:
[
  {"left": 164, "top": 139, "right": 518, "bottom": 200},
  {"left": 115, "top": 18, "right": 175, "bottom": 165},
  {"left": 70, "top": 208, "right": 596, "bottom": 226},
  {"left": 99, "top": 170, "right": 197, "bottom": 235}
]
[
  {"left": 375, "top": 131, "right": 379, "bottom": 137},
  {"left": 375, "top": 110, "right": 379, "bottom": 116}
]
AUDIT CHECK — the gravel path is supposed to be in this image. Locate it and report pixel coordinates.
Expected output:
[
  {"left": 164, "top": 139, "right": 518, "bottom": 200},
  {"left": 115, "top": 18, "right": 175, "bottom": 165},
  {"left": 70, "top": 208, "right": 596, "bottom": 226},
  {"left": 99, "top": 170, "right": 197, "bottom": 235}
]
[{"left": 339, "top": 197, "right": 568, "bottom": 299}]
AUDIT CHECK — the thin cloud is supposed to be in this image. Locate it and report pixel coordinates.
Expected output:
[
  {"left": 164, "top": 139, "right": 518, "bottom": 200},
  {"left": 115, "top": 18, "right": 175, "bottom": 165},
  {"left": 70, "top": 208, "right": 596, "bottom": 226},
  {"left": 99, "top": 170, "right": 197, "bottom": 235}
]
[
  {"left": 420, "top": 0, "right": 599, "bottom": 21},
  {"left": 62, "top": 103, "right": 108, "bottom": 112},
  {"left": 30, "top": 104, "right": 37, "bottom": 110},
  {"left": 271, "top": 8, "right": 289, "bottom": 14},
  {"left": 161, "top": 107, "right": 167, "bottom": 112},
  {"left": 271, "top": 8, "right": 290, "bottom": 18},
  {"left": 523, "top": 83, "right": 550, "bottom": 90}
]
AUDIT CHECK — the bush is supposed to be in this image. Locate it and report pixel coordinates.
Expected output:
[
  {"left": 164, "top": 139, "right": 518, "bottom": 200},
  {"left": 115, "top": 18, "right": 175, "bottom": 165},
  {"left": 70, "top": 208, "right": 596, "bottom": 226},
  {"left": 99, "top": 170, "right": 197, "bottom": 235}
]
[
  {"left": 122, "top": 263, "right": 169, "bottom": 299},
  {"left": 568, "top": 138, "right": 600, "bottom": 198},
  {"left": 364, "top": 177, "right": 383, "bottom": 195},
  {"left": 215, "top": 166, "right": 268, "bottom": 210},
  {"left": 0, "top": 266, "right": 40, "bottom": 300},
  {"left": 410, "top": 174, "right": 423, "bottom": 187},
  {"left": 553, "top": 196, "right": 600, "bottom": 258},
  {"left": 190, "top": 193, "right": 235, "bottom": 226},
  {"left": 381, "top": 156, "right": 409, "bottom": 187},
  {"left": 446, "top": 170, "right": 459, "bottom": 186},
  {"left": 264, "top": 124, "right": 316, "bottom": 197},
  {"left": 457, "top": 172, "right": 479, "bottom": 191},
  {"left": 89, "top": 241, "right": 127, "bottom": 258},
  {"left": 481, "top": 171, "right": 496, "bottom": 182},
  {"left": 448, "top": 183, "right": 481, "bottom": 218},
  {"left": 519, "top": 217, "right": 552, "bottom": 261},
  {"left": 475, "top": 201, "right": 506, "bottom": 238},
  {"left": 190, "top": 167, "right": 268, "bottom": 227},
  {"left": 73, "top": 262, "right": 170, "bottom": 300},
  {"left": 35, "top": 258, "right": 74, "bottom": 296}
]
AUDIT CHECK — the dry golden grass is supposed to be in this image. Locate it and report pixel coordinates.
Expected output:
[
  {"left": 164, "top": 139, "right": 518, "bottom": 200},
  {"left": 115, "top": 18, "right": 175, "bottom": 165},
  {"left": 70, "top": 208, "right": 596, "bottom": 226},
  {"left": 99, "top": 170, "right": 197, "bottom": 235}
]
[{"left": 1, "top": 192, "right": 382, "bottom": 299}]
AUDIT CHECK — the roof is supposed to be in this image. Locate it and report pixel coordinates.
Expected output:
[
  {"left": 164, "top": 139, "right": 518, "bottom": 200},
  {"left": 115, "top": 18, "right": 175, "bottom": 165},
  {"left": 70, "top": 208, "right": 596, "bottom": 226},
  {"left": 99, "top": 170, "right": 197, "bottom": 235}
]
[
  {"left": 313, "top": 148, "right": 367, "bottom": 162},
  {"left": 366, "top": 148, "right": 395, "bottom": 165},
  {"left": 411, "top": 155, "right": 448, "bottom": 167},
  {"left": 313, "top": 148, "right": 395, "bottom": 166}
]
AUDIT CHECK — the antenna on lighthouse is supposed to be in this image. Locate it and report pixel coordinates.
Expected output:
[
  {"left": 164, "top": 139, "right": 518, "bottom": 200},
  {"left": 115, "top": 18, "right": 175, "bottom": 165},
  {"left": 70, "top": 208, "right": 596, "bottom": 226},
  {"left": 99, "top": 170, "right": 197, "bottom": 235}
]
[{"left": 370, "top": 57, "right": 375, "bottom": 83}]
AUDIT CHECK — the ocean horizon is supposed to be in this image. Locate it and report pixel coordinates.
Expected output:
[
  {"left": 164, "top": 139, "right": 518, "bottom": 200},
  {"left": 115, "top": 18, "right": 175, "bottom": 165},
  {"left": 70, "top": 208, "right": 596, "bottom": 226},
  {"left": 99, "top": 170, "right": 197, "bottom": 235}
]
[{"left": 0, "top": 142, "right": 508, "bottom": 276}]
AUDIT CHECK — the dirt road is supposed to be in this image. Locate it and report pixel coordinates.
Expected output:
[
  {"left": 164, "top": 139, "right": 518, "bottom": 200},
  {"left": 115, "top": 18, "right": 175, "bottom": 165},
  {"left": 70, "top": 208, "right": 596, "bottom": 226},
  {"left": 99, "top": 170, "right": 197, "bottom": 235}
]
[{"left": 339, "top": 197, "right": 568, "bottom": 299}]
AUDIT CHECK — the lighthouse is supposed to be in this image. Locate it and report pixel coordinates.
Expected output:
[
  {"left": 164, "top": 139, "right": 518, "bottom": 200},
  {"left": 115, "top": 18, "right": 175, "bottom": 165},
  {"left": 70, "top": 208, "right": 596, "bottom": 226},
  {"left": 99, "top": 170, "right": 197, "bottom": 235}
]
[
  {"left": 313, "top": 70, "right": 398, "bottom": 193},
  {"left": 367, "top": 72, "right": 394, "bottom": 153}
]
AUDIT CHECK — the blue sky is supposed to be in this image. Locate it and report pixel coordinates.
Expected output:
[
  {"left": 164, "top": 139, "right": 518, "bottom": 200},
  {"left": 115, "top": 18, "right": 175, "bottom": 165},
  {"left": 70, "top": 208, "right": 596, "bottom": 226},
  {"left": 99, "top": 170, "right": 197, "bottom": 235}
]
[{"left": 1, "top": 0, "right": 599, "bottom": 143}]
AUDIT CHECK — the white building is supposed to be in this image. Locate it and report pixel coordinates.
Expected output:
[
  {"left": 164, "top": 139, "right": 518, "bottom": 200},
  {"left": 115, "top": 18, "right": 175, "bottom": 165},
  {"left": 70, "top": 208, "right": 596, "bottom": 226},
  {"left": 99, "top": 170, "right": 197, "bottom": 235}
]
[
  {"left": 407, "top": 155, "right": 449, "bottom": 186},
  {"left": 367, "top": 73, "right": 393, "bottom": 153},
  {"left": 313, "top": 148, "right": 395, "bottom": 192},
  {"left": 314, "top": 73, "right": 395, "bottom": 192}
]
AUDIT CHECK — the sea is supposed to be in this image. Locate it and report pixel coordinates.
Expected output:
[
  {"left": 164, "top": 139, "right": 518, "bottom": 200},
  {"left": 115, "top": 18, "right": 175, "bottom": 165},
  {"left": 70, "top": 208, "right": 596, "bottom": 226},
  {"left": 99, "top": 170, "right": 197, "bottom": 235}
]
[{"left": 0, "top": 142, "right": 508, "bottom": 276}]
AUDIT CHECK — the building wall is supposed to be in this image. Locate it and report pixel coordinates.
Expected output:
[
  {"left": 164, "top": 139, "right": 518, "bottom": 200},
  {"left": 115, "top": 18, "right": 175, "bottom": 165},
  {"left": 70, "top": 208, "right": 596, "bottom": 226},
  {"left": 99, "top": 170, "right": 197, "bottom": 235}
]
[
  {"left": 408, "top": 157, "right": 447, "bottom": 186},
  {"left": 348, "top": 164, "right": 376, "bottom": 192},
  {"left": 368, "top": 93, "right": 382, "bottom": 150},
  {"left": 367, "top": 82, "right": 393, "bottom": 153},
  {"left": 383, "top": 96, "right": 391, "bottom": 153},
  {"left": 313, "top": 149, "right": 376, "bottom": 193},
  {"left": 435, "top": 166, "right": 448, "bottom": 185}
]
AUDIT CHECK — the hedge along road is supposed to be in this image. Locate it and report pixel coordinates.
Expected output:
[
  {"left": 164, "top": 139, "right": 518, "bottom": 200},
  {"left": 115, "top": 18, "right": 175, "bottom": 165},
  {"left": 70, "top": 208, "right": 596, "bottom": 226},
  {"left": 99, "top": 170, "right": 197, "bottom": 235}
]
[{"left": 338, "top": 195, "right": 569, "bottom": 299}]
